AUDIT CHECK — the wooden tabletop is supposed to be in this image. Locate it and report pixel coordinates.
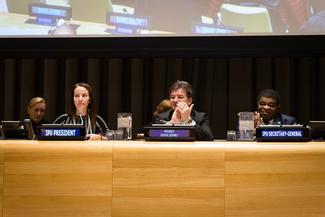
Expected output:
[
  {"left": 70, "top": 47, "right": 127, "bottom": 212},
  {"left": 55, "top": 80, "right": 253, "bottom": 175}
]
[{"left": 0, "top": 140, "right": 324, "bottom": 217}]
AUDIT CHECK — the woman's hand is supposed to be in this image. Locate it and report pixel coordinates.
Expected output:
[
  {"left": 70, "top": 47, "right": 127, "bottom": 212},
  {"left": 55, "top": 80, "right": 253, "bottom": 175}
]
[{"left": 86, "top": 134, "right": 106, "bottom": 140}]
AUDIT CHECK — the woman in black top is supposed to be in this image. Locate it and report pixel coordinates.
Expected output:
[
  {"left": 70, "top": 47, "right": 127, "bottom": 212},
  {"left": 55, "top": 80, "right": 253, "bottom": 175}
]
[{"left": 54, "top": 82, "right": 108, "bottom": 140}]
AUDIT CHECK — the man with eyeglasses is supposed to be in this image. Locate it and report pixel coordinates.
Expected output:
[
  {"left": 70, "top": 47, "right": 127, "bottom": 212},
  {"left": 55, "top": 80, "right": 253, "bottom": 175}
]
[
  {"left": 254, "top": 88, "right": 297, "bottom": 128},
  {"left": 155, "top": 80, "right": 214, "bottom": 141}
]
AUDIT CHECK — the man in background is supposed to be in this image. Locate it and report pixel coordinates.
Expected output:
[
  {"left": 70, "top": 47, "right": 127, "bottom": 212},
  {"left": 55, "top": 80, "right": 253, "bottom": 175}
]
[
  {"left": 155, "top": 80, "right": 214, "bottom": 141},
  {"left": 254, "top": 88, "right": 297, "bottom": 128}
]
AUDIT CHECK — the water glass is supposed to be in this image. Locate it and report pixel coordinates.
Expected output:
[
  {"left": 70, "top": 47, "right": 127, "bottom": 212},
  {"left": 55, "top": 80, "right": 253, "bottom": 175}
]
[
  {"left": 117, "top": 113, "right": 132, "bottom": 140},
  {"left": 238, "top": 112, "right": 254, "bottom": 140},
  {"left": 105, "top": 130, "right": 115, "bottom": 140},
  {"left": 115, "top": 129, "right": 124, "bottom": 140}
]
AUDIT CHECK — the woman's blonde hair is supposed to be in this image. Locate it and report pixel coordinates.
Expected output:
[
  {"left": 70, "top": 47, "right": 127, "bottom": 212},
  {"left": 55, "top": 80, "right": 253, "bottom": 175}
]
[
  {"left": 28, "top": 97, "right": 46, "bottom": 110},
  {"left": 153, "top": 99, "right": 172, "bottom": 117}
]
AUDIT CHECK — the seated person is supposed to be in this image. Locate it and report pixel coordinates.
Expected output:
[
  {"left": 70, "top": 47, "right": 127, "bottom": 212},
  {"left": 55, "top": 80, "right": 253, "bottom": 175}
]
[
  {"left": 53, "top": 82, "right": 108, "bottom": 140},
  {"left": 154, "top": 80, "right": 214, "bottom": 141},
  {"left": 27, "top": 97, "right": 48, "bottom": 133},
  {"left": 254, "top": 88, "right": 297, "bottom": 128},
  {"left": 153, "top": 99, "right": 172, "bottom": 122}
]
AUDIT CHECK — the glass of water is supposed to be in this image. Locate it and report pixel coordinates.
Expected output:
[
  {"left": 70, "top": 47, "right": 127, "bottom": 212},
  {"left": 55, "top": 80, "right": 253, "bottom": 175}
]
[
  {"left": 117, "top": 113, "right": 132, "bottom": 140},
  {"left": 238, "top": 112, "right": 254, "bottom": 140}
]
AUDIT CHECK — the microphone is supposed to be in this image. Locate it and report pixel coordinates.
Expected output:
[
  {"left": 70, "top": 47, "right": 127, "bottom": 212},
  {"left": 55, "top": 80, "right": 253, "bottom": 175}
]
[
  {"left": 157, "top": 119, "right": 167, "bottom": 124},
  {"left": 23, "top": 119, "right": 35, "bottom": 140},
  {"left": 48, "top": 19, "right": 67, "bottom": 35}
]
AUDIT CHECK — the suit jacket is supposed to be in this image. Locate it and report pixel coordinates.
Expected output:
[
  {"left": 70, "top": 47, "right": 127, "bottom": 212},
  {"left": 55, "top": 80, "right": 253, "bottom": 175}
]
[
  {"left": 271, "top": 113, "right": 297, "bottom": 125},
  {"left": 156, "top": 109, "right": 214, "bottom": 141}
]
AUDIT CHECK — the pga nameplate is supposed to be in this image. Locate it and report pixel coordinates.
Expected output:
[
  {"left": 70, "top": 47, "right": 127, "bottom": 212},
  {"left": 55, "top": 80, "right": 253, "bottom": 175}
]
[
  {"left": 38, "top": 124, "right": 86, "bottom": 140},
  {"left": 256, "top": 125, "right": 310, "bottom": 142},
  {"left": 144, "top": 126, "right": 195, "bottom": 141}
]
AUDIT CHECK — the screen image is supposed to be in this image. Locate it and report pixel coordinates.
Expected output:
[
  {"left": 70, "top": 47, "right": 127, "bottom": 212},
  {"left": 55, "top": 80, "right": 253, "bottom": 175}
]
[{"left": 0, "top": 0, "right": 324, "bottom": 36}]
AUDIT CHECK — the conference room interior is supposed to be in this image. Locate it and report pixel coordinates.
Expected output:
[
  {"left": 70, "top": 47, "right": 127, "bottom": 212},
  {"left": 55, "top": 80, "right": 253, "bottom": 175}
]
[
  {"left": 1, "top": 1, "right": 325, "bottom": 217},
  {"left": 0, "top": 0, "right": 324, "bottom": 139}
]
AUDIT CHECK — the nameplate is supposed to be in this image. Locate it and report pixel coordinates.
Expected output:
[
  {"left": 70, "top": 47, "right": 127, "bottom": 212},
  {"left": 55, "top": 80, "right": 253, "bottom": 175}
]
[
  {"left": 107, "top": 12, "right": 150, "bottom": 29},
  {"left": 37, "top": 124, "right": 86, "bottom": 140},
  {"left": 256, "top": 125, "right": 310, "bottom": 142},
  {"left": 192, "top": 23, "right": 242, "bottom": 34},
  {"left": 144, "top": 126, "right": 195, "bottom": 141},
  {"left": 26, "top": 3, "right": 71, "bottom": 26}
]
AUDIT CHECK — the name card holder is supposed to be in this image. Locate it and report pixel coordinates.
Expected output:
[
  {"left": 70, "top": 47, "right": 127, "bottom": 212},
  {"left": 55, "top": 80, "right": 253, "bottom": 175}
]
[
  {"left": 26, "top": 3, "right": 71, "bottom": 26},
  {"left": 144, "top": 125, "right": 195, "bottom": 141},
  {"left": 106, "top": 12, "right": 150, "bottom": 34},
  {"left": 256, "top": 125, "right": 310, "bottom": 142},
  {"left": 37, "top": 124, "right": 86, "bottom": 140}
]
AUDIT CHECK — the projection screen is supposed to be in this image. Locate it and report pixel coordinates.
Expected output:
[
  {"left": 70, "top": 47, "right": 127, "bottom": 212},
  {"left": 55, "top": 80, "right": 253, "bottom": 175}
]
[{"left": 1, "top": 0, "right": 324, "bottom": 37}]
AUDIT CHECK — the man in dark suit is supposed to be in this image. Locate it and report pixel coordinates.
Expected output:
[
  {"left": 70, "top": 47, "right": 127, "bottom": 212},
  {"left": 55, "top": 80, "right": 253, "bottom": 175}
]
[
  {"left": 155, "top": 80, "right": 214, "bottom": 141},
  {"left": 254, "top": 88, "right": 297, "bottom": 128}
]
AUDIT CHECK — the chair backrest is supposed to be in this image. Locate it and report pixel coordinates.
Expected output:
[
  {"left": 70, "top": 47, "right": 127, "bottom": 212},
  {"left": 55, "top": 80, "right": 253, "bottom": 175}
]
[
  {"left": 220, "top": 3, "right": 272, "bottom": 33},
  {"left": 69, "top": 0, "right": 113, "bottom": 23},
  {"left": 7, "top": 0, "right": 39, "bottom": 14}
]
